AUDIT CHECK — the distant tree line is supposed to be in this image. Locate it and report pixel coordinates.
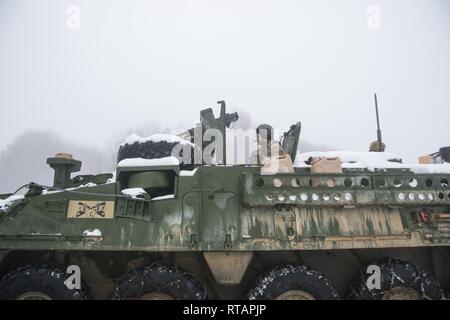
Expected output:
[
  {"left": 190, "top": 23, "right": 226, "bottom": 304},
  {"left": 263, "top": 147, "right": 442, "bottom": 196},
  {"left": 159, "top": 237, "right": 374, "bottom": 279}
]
[{"left": 0, "top": 111, "right": 331, "bottom": 194}]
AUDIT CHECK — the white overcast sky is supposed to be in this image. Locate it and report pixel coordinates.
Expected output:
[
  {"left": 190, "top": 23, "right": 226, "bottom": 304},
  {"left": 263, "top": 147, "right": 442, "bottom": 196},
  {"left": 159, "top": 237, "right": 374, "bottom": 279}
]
[{"left": 0, "top": 0, "right": 449, "bottom": 162}]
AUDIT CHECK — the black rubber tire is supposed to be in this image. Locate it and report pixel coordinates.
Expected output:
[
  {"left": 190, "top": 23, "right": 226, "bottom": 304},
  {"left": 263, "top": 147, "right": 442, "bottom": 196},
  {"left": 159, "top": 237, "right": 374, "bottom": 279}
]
[
  {"left": 0, "top": 265, "right": 89, "bottom": 300},
  {"left": 110, "top": 262, "right": 207, "bottom": 300},
  {"left": 117, "top": 140, "right": 197, "bottom": 170},
  {"left": 247, "top": 265, "right": 339, "bottom": 300},
  {"left": 349, "top": 258, "right": 445, "bottom": 300}
]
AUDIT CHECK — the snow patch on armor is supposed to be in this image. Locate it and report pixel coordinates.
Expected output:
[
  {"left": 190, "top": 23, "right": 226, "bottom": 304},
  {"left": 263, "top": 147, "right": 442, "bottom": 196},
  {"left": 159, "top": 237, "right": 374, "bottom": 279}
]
[
  {"left": 180, "top": 168, "right": 199, "bottom": 176},
  {"left": 42, "top": 182, "right": 98, "bottom": 195},
  {"left": 0, "top": 195, "right": 24, "bottom": 211},
  {"left": 117, "top": 156, "right": 180, "bottom": 167},
  {"left": 82, "top": 229, "right": 102, "bottom": 237},
  {"left": 152, "top": 194, "right": 175, "bottom": 201},
  {"left": 295, "top": 151, "right": 450, "bottom": 173},
  {"left": 121, "top": 133, "right": 195, "bottom": 147},
  {"left": 121, "top": 188, "right": 147, "bottom": 198}
]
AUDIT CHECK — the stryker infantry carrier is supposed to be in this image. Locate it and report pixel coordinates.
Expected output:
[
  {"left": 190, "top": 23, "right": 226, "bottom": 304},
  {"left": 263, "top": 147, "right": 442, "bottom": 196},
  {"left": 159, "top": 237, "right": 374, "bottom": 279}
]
[{"left": 0, "top": 101, "right": 449, "bottom": 300}]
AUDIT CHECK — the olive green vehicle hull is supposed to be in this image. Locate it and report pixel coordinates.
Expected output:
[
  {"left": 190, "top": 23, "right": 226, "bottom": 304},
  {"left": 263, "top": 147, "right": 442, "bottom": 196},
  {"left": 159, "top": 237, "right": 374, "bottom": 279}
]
[{"left": 0, "top": 164, "right": 449, "bottom": 299}]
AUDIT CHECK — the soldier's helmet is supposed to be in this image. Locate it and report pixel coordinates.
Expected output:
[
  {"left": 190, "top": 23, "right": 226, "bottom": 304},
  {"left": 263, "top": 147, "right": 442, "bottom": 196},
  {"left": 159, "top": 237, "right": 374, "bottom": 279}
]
[
  {"left": 256, "top": 124, "right": 274, "bottom": 142},
  {"left": 369, "top": 141, "right": 386, "bottom": 152}
]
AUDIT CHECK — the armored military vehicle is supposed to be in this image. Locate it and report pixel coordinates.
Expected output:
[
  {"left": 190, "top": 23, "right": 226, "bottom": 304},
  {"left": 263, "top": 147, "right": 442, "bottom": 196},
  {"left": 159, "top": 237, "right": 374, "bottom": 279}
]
[{"left": 0, "top": 101, "right": 449, "bottom": 300}]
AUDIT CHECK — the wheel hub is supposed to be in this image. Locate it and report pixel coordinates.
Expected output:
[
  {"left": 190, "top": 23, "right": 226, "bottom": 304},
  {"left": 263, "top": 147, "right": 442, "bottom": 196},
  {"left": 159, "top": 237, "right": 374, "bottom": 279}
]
[
  {"left": 276, "top": 290, "right": 316, "bottom": 300},
  {"left": 382, "top": 286, "right": 422, "bottom": 300},
  {"left": 139, "top": 292, "right": 175, "bottom": 300},
  {"left": 16, "top": 292, "right": 53, "bottom": 300}
]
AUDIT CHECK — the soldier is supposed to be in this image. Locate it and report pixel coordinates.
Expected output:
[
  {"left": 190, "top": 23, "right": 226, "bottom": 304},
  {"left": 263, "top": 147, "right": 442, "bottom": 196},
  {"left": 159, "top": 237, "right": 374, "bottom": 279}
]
[
  {"left": 249, "top": 124, "right": 294, "bottom": 173},
  {"left": 369, "top": 140, "right": 386, "bottom": 152}
]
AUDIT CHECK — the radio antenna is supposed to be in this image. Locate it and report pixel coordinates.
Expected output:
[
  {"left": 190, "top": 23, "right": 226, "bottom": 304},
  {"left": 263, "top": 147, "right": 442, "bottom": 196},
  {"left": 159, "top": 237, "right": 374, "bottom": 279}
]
[{"left": 374, "top": 93, "right": 383, "bottom": 152}]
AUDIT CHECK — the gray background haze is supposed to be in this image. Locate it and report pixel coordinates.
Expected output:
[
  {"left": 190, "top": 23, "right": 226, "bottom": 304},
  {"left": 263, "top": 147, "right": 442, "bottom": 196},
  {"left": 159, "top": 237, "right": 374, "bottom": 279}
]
[{"left": 0, "top": 0, "right": 449, "bottom": 192}]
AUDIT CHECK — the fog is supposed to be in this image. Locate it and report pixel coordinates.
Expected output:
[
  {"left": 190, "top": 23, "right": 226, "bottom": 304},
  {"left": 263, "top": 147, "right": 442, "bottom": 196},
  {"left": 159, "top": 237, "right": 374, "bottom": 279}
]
[{"left": 0, "top": 0, "right": 449, "bottom": 192}]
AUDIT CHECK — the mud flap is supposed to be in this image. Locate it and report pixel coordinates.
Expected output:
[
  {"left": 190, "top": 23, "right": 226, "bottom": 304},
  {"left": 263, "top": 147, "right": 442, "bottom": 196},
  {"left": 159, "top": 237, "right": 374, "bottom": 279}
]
[{"left": 203, "top": 252, "right": 253, "bottom": 285}]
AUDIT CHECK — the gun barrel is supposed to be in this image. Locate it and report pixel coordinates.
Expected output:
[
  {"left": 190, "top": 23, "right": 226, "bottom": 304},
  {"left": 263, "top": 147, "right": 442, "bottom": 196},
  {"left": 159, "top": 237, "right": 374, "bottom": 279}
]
[{"left": 176, "top": 112, "right": 239, "bottom": 142}]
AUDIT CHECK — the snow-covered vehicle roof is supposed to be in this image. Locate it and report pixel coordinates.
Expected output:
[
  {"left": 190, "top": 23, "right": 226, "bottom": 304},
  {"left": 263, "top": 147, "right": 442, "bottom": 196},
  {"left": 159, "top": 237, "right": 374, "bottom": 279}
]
[
  {"left": 0, "top": 195, "right": 24, "bottom": 212},
  {"left": 294, "top": 151, "right": 450, "bottom": 174},
  {"left": 121, "top": 133, "right": 195, "bottom": 147},
  {"left": 117, "top": 156, "right": 181, "bottom": 168}
]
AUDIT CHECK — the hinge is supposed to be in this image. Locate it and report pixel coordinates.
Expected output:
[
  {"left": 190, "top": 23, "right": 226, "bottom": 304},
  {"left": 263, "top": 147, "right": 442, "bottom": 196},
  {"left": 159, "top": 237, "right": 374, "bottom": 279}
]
[
  {"left": 188, "top": 234, "right": 198, "bottom": 249},
  {"left": 224, "top": 234, "right": 233, "bottom": 249}
]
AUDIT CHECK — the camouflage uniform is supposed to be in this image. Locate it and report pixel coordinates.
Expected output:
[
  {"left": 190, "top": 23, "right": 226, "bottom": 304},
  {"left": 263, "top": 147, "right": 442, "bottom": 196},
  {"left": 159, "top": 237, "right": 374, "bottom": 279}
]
[{"left": 249, "top": 141, "right": 286, "bottom": 165}]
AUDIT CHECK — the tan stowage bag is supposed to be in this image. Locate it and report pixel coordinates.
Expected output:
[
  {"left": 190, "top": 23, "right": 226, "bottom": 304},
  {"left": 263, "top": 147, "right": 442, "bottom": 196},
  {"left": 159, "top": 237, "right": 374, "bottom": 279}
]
[
  {"left": 310, "top": 157, "right": 343, "bottom": 173},
  {"left": 418, "top": 155, "right": 432, "bottom": 164},
  {"left": 261, "top": 154, "right": 295, "bottom": 175},
  {"left": 310, "top": 157, "right": 342, "bottom": 187}
]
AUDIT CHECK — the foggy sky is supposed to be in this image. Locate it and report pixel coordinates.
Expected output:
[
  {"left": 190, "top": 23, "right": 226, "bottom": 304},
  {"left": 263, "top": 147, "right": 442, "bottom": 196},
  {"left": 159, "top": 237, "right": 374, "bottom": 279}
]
[{"left": 1, "top": 0, "right": 449, "bottom": 163}]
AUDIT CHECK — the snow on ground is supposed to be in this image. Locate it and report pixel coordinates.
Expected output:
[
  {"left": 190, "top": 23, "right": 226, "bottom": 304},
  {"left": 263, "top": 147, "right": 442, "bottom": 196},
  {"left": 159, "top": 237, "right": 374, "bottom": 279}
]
[
  {"left": 121, "top": 133, "right": 195, "bottom": 147},
  {"left": 121, "top": 188, "right": 147, "bottom": 198},
  {"left": 0, "top": 195, "right": 24, "bottom": 211},
  {"left": 295, "top": 151, "right": 450, "bottom": 174},
  {"left": 117, "top": 156, "right": 180, "bottom": 168}
]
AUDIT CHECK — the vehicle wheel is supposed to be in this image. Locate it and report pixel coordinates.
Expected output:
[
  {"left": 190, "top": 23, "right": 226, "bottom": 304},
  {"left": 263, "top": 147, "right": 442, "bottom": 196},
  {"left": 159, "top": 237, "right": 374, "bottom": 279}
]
[
  {"left": 349, "top": 258, "right": 445, "bottom": 300},
  {"left": 110, "top": 262, "right": 207, "bottom": 300},
  {"left": 247, "top": 265, "right": 339, "bottom": 300},
  {"left": 117, "top": 137, "right": 197, "bottom": 170},
  {"left": 0, "top": 265, "right": 89, "bottom": 300}
]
